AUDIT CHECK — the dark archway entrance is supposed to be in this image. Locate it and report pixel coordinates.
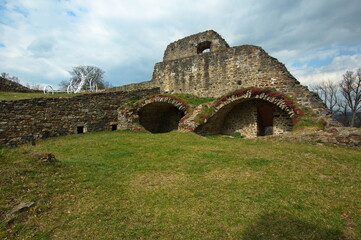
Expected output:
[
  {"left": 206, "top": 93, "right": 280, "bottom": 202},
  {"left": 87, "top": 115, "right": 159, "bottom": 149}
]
[{"left": 138, "top": 102, "right": 185, "bottom": 133}]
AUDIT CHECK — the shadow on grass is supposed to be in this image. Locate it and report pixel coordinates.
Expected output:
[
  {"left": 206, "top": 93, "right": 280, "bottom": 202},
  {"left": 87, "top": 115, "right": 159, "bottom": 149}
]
[{"left": 242, "top": 212, "right": 345, "bottom": 240}]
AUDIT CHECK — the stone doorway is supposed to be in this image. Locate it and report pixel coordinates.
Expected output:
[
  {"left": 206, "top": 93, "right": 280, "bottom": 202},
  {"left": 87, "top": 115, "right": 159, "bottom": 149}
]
[
  {"left": 257, "top": 102, "right": 274, "bottom": 136},
  {"left": 138, "top": 102, "right": 185, "bottom": 133}
]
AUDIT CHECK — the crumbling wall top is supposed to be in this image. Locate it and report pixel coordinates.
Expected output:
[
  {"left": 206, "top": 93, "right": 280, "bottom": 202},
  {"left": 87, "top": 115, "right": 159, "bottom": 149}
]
[{"left": 163, "top": 30, "right": 229, "bottom": 61}]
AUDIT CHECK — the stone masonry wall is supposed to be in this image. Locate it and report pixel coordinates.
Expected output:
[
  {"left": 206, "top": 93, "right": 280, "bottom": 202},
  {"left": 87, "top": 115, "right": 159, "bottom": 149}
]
[
  {"left": 151, "top": 45, "right": 327, "bottom": 115},
  {"left": 273, "top": 107, "right": 293, "bottom": 135},
  {"left": 222, "top": 102, "right": 258, "bottom": 137},
  {"left": 113, "top": 30, "right": 329, "bottom": 119},
  {"left": 0, "top": 88, "right": 160, "bottom": 146}
]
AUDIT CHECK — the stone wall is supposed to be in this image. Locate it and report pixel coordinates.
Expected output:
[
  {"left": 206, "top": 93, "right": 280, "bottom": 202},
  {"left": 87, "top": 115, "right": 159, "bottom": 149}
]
[
  {"left": 222, "top": 102, "right": 258, "bottom": 137},
  {"left": 0, "top": 77, "right": 35, "bottom": 93},
  {"left": 267, "top": 127, "right": 361, "bottom": 148},
  {"left": 273, "top": 107, "right": 293, "bottom": 135},
  {"left": 0, "top": 88, "right": 160, "bottom": 146},
  {"left": 151, "top": 45, "right": 326, "bottom": 114}
]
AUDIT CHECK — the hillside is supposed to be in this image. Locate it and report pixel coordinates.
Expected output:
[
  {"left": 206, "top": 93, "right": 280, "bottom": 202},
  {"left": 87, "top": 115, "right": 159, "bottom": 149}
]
[
  {"left": 0, "top": 77, "right": 35, "bottom": 93},
  {"left": 1, "top": 131, "right": 360, "bottom": 239}
]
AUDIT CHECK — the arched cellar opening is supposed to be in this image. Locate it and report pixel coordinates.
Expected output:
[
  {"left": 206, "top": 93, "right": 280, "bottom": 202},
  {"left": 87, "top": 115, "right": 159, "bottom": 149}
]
[
  {"left": 138, "top": 102, "right": 185, "bottom": 133},
  {"left": 195, "top": 99, "right": 292, "bottom": 137}
]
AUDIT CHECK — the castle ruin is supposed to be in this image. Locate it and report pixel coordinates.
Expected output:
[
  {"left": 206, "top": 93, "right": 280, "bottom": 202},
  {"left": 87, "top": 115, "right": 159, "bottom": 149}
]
[
  {"left": 116, "top": 30, "right": 329, "bottom": 137},
  {"left": 0, "top": 30, "right": 331, "bottom": 146}
]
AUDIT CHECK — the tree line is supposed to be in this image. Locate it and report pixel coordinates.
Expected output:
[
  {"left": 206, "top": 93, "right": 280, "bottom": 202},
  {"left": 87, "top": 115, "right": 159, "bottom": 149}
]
[{"left": 311, "top": 68, "right": 361, "bottom": 127}]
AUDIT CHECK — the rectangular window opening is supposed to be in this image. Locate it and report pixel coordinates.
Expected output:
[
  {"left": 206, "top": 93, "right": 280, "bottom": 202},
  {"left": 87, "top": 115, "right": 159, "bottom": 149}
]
[{"left": 77, "top": 126, "right": 84, "bottom": 134}]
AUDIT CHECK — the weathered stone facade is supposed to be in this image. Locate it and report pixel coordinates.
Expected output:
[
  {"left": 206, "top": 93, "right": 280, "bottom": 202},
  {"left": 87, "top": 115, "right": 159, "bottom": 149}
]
[
  {"left": 112, "top": 30, "right": 335, "bottom": 139},
  {"left": 1, "top": 30, "right": 337, "bottom": 145},
  {"left": 115, "top": 30, "right": 327, "bottom": 116},
  {"left": 0, "top": 88, "right": 160, "bottom": 146}
]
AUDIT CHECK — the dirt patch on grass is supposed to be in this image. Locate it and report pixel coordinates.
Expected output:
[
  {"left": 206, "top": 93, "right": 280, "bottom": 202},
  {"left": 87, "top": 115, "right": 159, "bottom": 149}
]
[
  {"left": 205, "top": 169, "right": 254, "bottom": 182},
  {"left": 131, "top": 172, "right": 186, "bottom": 190},
  {"left": 342, "top": 213, "right": 356, "bottom": 240}
]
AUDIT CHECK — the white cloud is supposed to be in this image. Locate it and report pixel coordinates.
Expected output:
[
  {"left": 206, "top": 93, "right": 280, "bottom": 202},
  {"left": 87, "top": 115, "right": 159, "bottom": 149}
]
[
  {"left": 291, "top": 54, "right": 361, "bottom": 86},
  {"left": 0, "top": 0, "right": 361, "bottom": 90}
]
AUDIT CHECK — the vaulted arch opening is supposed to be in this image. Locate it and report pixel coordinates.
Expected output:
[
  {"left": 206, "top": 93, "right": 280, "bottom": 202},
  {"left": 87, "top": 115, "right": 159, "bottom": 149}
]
[
  {"left": 195, "top": 99, "right": 292, "bottom": 137},
  {"left": 138, "top": 102, "right": 185, "bottom": 133}
]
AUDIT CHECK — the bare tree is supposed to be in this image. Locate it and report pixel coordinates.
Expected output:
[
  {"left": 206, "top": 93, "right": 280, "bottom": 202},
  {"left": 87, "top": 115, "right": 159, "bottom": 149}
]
[
  {"left": 339, "top": 68, "right": 361, "bottom": 127},
  {"left": 1, "top": 72, "right": 10, "bottom": 79},
  {"left": 311, "top": 79, "right": 339, "bottom": 115},
  {"left": 336, "top": 99, "right": 349, "bottom": 126},
  {"left": 1, "top": 72, "right": 20, "bottom": 83},
  {"left": 60, "top": 65, "right": 105, "bottom": 93}
]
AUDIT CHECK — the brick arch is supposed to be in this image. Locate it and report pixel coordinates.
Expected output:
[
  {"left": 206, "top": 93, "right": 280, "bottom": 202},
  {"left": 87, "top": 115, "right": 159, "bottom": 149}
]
[
  {"left": 137, "top": 95, "right": 189, "bottom": 133},
  {"left": 137, "top": 95, "right": 189, "bottom": 113},
  {"left": 213, "top": 88, "right": 302, "bottom": 118}
]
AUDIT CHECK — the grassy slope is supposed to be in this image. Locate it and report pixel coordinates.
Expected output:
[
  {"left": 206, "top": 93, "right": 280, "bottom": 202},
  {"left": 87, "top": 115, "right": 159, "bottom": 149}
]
[
  {"left": 0, "top": 92, "right": 77, "bottom": 101},
  {"left": 1, "top": 131, "right": 360, "bottom": 239}
]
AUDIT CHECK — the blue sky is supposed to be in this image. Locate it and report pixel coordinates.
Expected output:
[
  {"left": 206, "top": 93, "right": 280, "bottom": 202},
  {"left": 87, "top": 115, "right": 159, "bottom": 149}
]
[{"left": 0, "top": 0, "right": 361, "bottom": 89}]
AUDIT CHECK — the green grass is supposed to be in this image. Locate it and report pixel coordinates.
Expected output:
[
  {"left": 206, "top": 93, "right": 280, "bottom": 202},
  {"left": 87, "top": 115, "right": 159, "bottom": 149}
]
[
  {"left": 0, "top": 92, "right": 78, "bottom": 101},
  {"left": 173, "top": 94, "right": 215, "bottom": 107},
  {"left": 1, "top": 131, "right": 360, "bottom": 239},
  {"left": 293, "top": 107, "right": 326, "bottom": 131}
]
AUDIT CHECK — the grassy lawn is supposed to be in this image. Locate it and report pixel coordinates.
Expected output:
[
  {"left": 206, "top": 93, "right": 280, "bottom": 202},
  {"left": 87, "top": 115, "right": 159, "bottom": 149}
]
[
  {"left": 1, "top": 131, "right": 360, "bottom": 239},
  {"left": 0, "top": 92, "right": 77, "bottom": 101}
]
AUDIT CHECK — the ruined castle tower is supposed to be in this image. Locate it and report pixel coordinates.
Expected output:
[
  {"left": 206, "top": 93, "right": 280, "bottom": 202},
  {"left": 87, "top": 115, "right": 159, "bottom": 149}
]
[
  {"left": 117, "top": 30, "right": 327, "bottom": 115},
  {"left": 116, "top": 30, "right": 331, "bottom": 137}
]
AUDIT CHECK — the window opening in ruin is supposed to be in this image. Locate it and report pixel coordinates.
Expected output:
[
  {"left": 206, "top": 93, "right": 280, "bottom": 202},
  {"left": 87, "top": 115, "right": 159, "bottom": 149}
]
[
  {"left": 111, "top": 124, "right": 117, "bottom": 131},
  {"left": 77, "top": 126, "right": 84, "bottom": 134},
  {"left": 197, "top": 41, "right": 212, "bottom": 54}
]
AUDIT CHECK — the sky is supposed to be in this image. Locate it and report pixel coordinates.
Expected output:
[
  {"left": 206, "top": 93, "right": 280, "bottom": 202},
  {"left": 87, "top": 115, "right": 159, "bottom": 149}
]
[{"left": 1, "top": 0, "right": 361, "bottom": 90}]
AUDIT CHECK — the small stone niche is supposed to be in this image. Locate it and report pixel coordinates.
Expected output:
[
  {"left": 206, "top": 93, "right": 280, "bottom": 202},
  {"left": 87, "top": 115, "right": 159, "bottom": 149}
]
[{"left": 77, "top": 126, "right": 84, "bottom": 134}]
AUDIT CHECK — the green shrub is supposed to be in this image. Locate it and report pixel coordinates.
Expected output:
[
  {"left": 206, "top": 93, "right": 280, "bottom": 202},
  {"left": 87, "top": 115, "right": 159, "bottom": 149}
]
[
  {"left": 231, "top": 132, "right": 244, "bottom": 138},
  {"left": 293, "top": 118, "right": 324, "bottom": 130}
]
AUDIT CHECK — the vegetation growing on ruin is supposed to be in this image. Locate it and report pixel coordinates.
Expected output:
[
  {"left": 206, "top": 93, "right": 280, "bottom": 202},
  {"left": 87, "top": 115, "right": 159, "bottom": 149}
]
[
  {"left": 172, "top": 94, "right": 215, "bottom": 107},
  {"left": 215, "top": 88, "right": 303, "bottom": 117},
  {"left": 129, "top": 93, "right": 215, "bottom": 109},
  {"left": 293, "top": 107, "right": 326, "bottom": 131},
  {"left": 193, "top": 105, "right": 216, "bottom": 124},
  {"left": 1, "top": 131, "right": 360, "bottom": 239},
  {"left": 0, "top": 92, "right": 78, "bottom": 101}
]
